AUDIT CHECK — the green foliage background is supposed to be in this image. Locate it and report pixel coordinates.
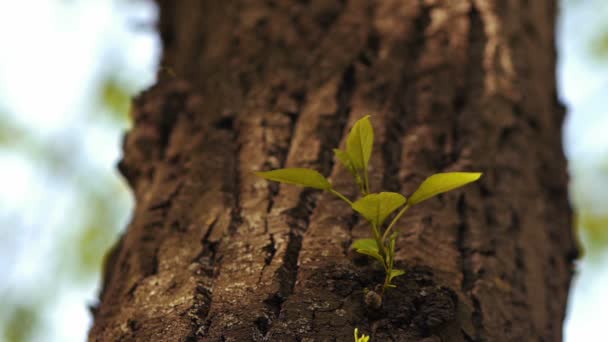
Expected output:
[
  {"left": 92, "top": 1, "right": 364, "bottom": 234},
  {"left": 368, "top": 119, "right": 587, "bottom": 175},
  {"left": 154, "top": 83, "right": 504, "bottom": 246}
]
[{"left": 0, "top": 77, "right": 133, "bottom": 342}]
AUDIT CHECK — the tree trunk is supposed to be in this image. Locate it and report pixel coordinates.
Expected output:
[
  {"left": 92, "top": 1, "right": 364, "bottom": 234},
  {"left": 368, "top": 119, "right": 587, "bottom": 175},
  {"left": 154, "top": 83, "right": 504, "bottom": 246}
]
[{"left": 90, "top": 0, "right": 576, "bottom": 341}]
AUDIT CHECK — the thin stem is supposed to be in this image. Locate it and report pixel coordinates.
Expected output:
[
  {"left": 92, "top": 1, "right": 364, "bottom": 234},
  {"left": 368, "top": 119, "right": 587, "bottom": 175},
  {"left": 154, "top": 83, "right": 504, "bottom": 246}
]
[
  {"left": 381, "top": 262, "right": 392, "bottom": 296},
  {"left": 359, "top": 182, "right": 366, "bottom": 196},
  {"left": 381, "top": 271, "right": 390, "bottom": 295},
  {"left": 382, "top": 203, "right": 410, "bottom": 242},
  {"left": 381, "top": 242, "right": 394, "bottom": 295},
  {"left": 363, "top": 167, "right": 370, "bottom": 194},
  {"left": 371, "top": 224, "right": 387, "bottom": 263},
  {"left": 355, "top": 171, "right": 366, "bottom": 195},
  {"left": 329, "top": 188, "right": 353, "bottom": 206}
]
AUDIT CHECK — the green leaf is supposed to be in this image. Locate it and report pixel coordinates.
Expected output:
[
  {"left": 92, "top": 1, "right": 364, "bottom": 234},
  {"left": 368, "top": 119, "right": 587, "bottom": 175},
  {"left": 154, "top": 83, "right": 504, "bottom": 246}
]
[
  {"left": 346, "top": 115, "right": 374, "bottom": 171},
  {"left": 334, "top": 148, "right": 365, "bottom": 191},
  {"left": 355, "top": 248, "right": 385, "bottom": 265},
  {"left": 351, "top": 238, "right": 379, "bottom": 252},
  {"left": 409, "top": 172, "right": 482, "bottom": 205},
  {"left": 389, "top": 269, "right": 406, "bottom": 281},
  {"left": 334, "top": 148, "right": 356, "bottom": 175},
  {"left": 354, "top": 328, "right": 370, "bottom": 342},
  {"left": 352, "top": 192, "right": 406, "bottom": 227},
  {"left": 255, "top": 168, "right": 331, "bottom": 190}
]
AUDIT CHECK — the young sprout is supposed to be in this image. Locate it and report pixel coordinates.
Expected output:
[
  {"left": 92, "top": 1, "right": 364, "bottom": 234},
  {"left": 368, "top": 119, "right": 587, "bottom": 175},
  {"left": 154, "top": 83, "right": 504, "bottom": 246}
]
[
  {"left": 255, "top": 115, "right": 482, "bottom": 298},
  {"left": 354, "top": 328, "right": 370, "bottom": 342}
]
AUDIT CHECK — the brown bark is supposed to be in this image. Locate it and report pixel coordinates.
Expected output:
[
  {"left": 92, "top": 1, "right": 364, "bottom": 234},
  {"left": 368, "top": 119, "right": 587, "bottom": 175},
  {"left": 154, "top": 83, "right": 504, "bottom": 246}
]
[{"left": 90, "top": 0, "right": 577, "bottom": 341}]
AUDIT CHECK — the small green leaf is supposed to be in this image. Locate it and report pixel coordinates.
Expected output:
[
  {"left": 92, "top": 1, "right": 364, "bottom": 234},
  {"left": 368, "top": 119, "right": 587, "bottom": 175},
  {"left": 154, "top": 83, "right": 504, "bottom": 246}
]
[
  {"left": 351, "top": 238, "right": 379, "bottom": 252},
  {"left": 255, "top": 168, "right": 331, "bottom": 190},
  {"left": 354, "top": 328, "right": 370, "bottom": 342},
  {"left": 355, "top": 248, "right": 384, "bottom": 265},
  {"left": 334, "top": 148, "right": 355, "bottom": 174},
  {"left": 409, "top": 172, "right": 482, "bottom": 205},
  {"left": 389, "top": 269, "right": 405, "bottom": 281},
  {"left": 335, "top": 148, "right": 365, "bottom": 191},
  {"left": 346, "top": 115, "right": 374, "bottom": 171},
  {"left": 355, "top": 328, "right": 369, "bottom": 342},
  {"left": 352, "top": 192, "right": 406, "bottom": 227}
]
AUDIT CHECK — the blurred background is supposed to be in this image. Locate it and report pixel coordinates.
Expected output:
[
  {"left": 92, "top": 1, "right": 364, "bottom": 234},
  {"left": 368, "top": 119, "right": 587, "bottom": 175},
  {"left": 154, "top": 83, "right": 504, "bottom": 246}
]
[
  {"left": 0, "top": 1, "right": 159, "bottom": 341},
  {"left": 0, "top": 0, "right": 605, "bottom": 341}
]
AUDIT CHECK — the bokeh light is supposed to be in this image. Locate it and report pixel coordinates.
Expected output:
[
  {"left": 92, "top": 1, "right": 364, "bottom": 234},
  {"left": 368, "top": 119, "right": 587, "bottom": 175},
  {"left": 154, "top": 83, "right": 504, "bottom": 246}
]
[{"left": 0, "top": 0, "right": 159, "bottom": 341}]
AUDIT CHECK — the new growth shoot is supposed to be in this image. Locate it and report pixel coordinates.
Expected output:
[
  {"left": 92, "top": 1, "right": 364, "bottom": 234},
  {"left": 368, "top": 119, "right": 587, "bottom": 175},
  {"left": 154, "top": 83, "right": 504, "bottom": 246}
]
[
  {"left": 255, "top": 115, "right": 482, "bottom": 298},
  {"left": 354, "top": 328, "right": 370, "bottom": 342}
]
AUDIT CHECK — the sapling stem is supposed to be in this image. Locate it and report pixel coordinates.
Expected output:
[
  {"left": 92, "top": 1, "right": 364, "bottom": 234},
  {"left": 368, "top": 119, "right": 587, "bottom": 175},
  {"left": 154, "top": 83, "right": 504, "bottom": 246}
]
[
  {"left": 382, "top": 203, "right": 410, "bottom": 242},
  {"left": 371, "top": 223, "right": 387, "bottom": 265},
  {"left": 363, "top": 167, "right": 370, "bottom": 195},
  {"left": 329, "top": 188, "right": 353, "bottom": 206},
  {"left": 381, "top": 269, "right": 390, "bottom": 295},
  {"left": 381, "top": 235, "right": 397, "bottom": 295}
]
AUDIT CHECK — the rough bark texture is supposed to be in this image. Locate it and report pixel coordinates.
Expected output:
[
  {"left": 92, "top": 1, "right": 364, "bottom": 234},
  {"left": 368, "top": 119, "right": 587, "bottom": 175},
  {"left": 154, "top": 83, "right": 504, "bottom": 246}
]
[{"left": 90, "top": 1, "right": 577, "bottom": 341}]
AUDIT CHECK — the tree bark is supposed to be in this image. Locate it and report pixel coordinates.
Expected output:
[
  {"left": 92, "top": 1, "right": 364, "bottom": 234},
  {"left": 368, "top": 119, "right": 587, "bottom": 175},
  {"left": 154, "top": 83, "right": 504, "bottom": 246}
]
[{"left": 90, "top": 0, "right": 577, "bottom": 341}]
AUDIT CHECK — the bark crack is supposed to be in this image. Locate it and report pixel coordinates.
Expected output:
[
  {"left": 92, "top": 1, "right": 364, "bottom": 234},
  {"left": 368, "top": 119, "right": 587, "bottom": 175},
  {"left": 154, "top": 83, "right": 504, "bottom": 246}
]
[
  {"left": 455, "top": 4, "right": 487, "bottom": 341},
  {"left": 188, "top": 121, "right": 242, "bottom": 340},
  {"left": 263, "top": 65, "right": 356, "bottom": 336},
  {"left": 456, "top": 194, "right": 482, "bottom": 341}
]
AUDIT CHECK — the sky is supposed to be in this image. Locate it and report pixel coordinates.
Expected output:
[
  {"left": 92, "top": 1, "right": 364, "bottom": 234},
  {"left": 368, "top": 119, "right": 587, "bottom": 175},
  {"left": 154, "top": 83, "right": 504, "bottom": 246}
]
[
  {"left": 0, "top": 0, "right": 606, "bottom": 341},
  {"left": 558, "top": 1, "right": 608, "bottom": 340},
  {"left": 0, "top": 1, "right": 159, "bottom": 341}
]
